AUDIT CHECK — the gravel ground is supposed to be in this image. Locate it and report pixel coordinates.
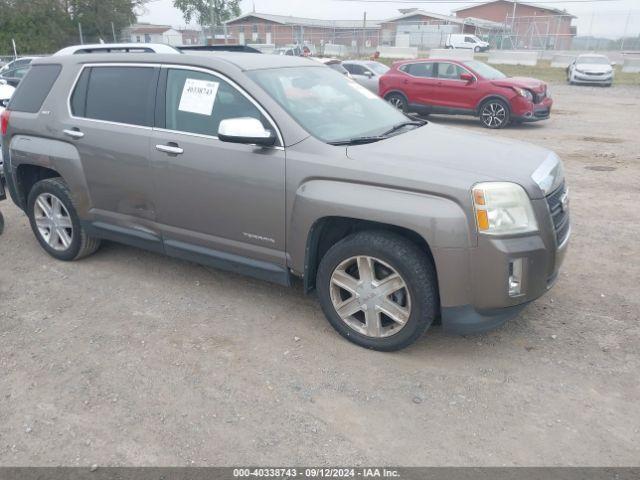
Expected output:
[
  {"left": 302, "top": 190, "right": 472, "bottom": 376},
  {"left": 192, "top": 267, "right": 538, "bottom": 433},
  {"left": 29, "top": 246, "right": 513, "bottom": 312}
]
[{"left": 0, "top": 84, "right": 639, "bottom": 466}]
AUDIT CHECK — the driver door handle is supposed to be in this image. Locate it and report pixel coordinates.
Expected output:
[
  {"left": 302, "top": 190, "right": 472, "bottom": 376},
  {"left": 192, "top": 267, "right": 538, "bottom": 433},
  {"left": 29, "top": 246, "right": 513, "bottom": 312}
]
[
  {"left": 155, "top": 143, "right": 184, "bottom": 155},
  {"left": 63, "top": 128, "right": 84, "bottom": 139}
]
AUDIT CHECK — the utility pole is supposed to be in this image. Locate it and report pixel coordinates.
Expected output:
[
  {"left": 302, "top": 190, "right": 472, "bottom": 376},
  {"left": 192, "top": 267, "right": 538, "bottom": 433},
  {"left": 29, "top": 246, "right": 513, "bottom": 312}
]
[
  {"left": 111, "top": 22, "right": 117, "bottom": 42},
  {"left": 210, "top": 0, "right": 216, "bottom": 45},
  {"left": 78, "top": 22, "right": 84, "bottom": 44},
  {"left": 621, "top": 9, "right": 631, "bottom": 51},
  {"left": 11, "top": 39, "right": 17, "bottom": 59},
  {"left": 362, "top": 11, "right": 367, "bottom": 57}
]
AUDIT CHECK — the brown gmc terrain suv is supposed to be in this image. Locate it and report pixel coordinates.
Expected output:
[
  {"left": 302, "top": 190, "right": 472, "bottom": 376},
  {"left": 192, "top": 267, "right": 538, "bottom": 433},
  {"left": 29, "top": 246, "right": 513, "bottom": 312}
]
[{"left": 0, "top": 53, "right": 570, "bottom": 351}]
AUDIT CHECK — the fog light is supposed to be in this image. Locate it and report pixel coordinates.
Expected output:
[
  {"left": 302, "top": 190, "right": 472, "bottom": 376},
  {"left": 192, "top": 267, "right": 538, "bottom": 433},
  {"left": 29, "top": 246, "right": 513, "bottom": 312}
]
[{"left": 509, "top": 258, "right": 523, "bottom": 297}]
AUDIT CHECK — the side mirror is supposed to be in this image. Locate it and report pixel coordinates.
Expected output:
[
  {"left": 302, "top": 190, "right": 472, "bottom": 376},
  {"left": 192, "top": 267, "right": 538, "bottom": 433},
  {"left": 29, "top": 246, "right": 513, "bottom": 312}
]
[
  {"left": 218, "top": 117, "right": 276, "bottom": 146},
  {"left": 460, "top": 73, "right": 474, "bottom": 83}
]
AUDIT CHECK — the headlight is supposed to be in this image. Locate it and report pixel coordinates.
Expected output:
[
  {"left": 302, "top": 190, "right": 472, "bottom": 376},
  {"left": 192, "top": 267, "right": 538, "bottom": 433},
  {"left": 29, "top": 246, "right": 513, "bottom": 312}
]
[
  {"left": 472, "top": 182, "right": 538, "bottom": 235},
  {"left": 532, "top": 152, "right": 564, "bottom": 196},
  {"left": 513, "top": 87, "right": 533, "bottom": 101}
]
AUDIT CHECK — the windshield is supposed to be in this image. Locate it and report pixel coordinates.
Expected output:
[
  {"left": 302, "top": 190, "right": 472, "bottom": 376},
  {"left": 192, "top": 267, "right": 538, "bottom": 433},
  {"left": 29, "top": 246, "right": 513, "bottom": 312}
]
[
  {"left": 367, "top": 62, "right": 389, "bottom": 75},
  {"left": 249, "top": 66, "right": 409, "bottom": 143},
  {"left": 463, "top": 60, "right": 506, "bottom": 80},
  {"left": 578, "top": 56, "right": 610, "bottom": 65}
]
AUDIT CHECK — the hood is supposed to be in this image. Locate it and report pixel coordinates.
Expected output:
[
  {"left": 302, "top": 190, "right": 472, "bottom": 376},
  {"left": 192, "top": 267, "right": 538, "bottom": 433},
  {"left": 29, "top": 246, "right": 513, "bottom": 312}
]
[
  {"left": 345, "top": 123, "right": 555, "bottom": 199},
  {"left": 576, "top": 63, "right": 612, "bottom": 73},
  {"left": 492, "top": 77, "right": 547, "bottom": 93}
]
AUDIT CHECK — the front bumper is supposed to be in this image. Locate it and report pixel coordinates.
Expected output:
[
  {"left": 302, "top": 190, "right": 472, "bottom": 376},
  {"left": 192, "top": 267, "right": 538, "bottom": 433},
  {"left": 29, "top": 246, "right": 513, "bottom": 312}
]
[
  {"left": 512, "top": 96, "right": 553, "bottom": 122},
  {"left": 441, "top": 188, "right": 570, "bottom": 335},
  {"left": 572, "top": 71, "right": 613, "bottom": 84}
]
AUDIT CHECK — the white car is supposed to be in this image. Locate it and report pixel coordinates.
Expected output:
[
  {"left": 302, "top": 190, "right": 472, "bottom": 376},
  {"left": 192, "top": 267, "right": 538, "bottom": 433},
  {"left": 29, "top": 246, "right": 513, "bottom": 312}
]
[
  {"left": 53, "top": 43, "right": 180, "bottom": 55},
  {"left": 0, "top": 79, "right": 16, "bottom": 176},
  {"left": 445, "top": 34, "right": 490, "bottom": 52},
  {"left": 567, "top": 54, "right": 614, "bottom": 87}
]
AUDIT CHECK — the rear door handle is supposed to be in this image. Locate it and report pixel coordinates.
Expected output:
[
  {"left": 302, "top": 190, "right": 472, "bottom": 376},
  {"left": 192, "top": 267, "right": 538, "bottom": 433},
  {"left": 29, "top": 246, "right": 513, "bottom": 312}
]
[
  {"left": 63, "top": 128, "right": 84, "bottom": 139},
  {"left": 155, "top": 144, "right": 184, "bottom": 155}
]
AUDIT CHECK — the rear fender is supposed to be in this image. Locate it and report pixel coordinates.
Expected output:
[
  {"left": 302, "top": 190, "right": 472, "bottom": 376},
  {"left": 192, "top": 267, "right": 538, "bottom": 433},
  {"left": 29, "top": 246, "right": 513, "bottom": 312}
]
[{"left": 8, "top": 135, "right": 91, "bottom": 215}]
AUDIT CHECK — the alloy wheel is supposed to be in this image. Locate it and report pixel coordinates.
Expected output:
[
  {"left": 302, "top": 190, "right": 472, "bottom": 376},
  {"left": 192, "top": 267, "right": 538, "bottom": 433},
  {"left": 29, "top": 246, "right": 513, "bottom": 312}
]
[
  {"left": 329, "top": 255, "right": 411, "bottom": 338},
  {"left": 33, "top": 193, "right": 73, "bottom": 251},
  {"left": 388, "top": 96, "right": 405, "bottom": 110},
  {"left": 481, "top": 102, "right": 507, "bottom": 127}
]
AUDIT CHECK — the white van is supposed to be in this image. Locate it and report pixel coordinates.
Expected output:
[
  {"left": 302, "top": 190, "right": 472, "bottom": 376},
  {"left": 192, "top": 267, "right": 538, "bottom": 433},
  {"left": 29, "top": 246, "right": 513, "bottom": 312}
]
[{"left": 445, "top": 34, "right": 490, "bottom": 52}]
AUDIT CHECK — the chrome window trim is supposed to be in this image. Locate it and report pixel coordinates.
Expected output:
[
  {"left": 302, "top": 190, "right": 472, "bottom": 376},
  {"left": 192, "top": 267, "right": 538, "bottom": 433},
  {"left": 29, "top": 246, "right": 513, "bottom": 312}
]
[
  {"left": 66, "top": 62, "right": 160, "bottom": 131},
  {"left": 66, "top": 62, "right": 285, "bottom": 147},
  {"left": 159, "top": 64, "right": 284, "bottom": 148}
]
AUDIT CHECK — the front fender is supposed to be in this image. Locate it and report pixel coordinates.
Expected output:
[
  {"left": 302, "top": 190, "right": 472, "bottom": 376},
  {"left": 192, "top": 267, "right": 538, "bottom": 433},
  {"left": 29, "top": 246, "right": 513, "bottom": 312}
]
[{"left": 288, "top": 180, "right": 475, "bottom": 307}]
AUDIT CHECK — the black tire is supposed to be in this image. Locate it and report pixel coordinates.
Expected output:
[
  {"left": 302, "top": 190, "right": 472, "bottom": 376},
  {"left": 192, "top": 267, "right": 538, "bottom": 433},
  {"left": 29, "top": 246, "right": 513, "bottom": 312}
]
[
  {"left": 474, "top": 46, "right": 481, "bottom": 53},
  {"left": 316, "top": 231, "right": 438, "bottom": 351},
  {"left": 27, "top": 177, "right": 101, "bottom": 261},
  {"left": 0, "top": 209, "right": 4, "bottom": 235},
  {"left": 385, "top": 92, "right": 408, "bottom": 113},
  {"left": 479, "top": 98, "right": 510, "bottom": 129}
]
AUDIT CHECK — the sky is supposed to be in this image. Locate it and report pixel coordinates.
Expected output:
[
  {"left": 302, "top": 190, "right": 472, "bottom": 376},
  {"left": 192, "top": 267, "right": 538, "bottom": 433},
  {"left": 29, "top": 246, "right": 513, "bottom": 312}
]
[{"left": 138, "top": 0, "right": 640, "bottom": 38}]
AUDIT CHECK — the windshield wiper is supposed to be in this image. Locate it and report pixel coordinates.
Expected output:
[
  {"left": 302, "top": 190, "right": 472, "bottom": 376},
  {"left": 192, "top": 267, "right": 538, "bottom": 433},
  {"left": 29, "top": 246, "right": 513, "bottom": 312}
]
[
  {"left": 328, "top": 136, "right": 386, "bottom": 146},
  {"left": 380, "top": 120, "right": 426, "bottom": 137}
]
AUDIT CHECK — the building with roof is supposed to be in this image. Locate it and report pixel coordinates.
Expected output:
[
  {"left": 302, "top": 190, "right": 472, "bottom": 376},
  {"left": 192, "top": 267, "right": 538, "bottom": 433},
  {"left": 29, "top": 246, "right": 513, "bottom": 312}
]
[
  {"left": 453, "top": 1, "right": 576, "bottom": 49},
  {"left": 124, "top": 24, "right": 183, "bottom": 46},
  {"left": 224, "top": 13, "right": 381, "bottom": 51},
  {"left": 379, "top": 9, "right": 504, "bottom": 48}
]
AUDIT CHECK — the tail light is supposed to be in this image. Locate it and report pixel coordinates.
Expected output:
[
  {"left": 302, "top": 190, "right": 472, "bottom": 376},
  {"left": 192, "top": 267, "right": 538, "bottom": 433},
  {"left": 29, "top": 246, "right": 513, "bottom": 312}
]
[{"left": 1, "top": 109, "right": 9, "bottom": 135}]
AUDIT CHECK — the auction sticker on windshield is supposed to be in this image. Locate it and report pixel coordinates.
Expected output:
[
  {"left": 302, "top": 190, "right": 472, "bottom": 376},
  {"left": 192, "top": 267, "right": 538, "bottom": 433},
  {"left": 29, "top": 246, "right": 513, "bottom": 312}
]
[{"left": 179, "top": 78, "right": 220, "bottom": 116}]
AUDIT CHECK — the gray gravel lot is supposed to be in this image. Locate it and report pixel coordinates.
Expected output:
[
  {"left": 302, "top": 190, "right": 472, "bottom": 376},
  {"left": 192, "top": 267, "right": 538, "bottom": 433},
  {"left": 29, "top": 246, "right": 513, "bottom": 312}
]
[{"left": 0, "top": 84, "right": 639, "bottom": 466}]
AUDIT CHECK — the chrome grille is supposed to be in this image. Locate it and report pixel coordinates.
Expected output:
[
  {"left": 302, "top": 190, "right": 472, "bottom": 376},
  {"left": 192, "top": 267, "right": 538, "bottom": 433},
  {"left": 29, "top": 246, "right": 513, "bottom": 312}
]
[{"left": 546, "top": 182, "right": 570, "bottom": 245}]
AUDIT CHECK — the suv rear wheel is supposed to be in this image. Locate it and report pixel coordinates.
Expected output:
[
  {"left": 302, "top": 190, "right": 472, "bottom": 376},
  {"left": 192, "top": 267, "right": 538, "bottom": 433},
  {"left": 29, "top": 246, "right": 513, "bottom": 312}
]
[
  {"left": 316, "top": 231, "right": 438, "bottom": 351},
  {"left": 479, "top": 99, "right": 510, "bottom": 129},
  {"left": 27, "top": 177, "right": 101, "bottom": 261}
]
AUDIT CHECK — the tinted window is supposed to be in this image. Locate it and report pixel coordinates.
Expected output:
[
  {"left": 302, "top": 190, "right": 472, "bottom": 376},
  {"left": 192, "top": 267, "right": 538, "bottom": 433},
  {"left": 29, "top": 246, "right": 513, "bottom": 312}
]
[
  {"left": 465, "top": 36, "right": 476, "bottom": 43},
  {"left": 403, "top": 62, "right": 435, "bottom": 78},
  {"left": 345, "top": 64, "right": 367, "bottom": 76},
  {"left": 8, "top": 64, "right": 61, "bottom": 113},
  {"left": 165, "top": 68, "right": 268, "bottom": 137},
  {"left": 436, "top": 62, "right": 465, "bottom": 80},
  {"left": 81, "top": 66, "right": 157, "bottom": 126}
]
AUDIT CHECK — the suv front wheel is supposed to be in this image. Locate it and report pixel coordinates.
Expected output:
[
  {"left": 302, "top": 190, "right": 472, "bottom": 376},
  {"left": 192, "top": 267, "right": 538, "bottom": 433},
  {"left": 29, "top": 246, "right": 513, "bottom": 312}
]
[
  {"left": 479, "top": 99, "right": 510, "bottom": 129},
  {"left": 27, "top": 177, "right": 101, "bottom": 261},
  {"left": 316, "top": 231, "right": 438, "bottom": 351}
]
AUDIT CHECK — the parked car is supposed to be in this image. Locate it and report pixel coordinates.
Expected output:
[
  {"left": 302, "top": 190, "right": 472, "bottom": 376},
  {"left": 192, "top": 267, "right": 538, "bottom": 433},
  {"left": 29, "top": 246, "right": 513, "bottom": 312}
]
[
  {"left": 445, "top": 34, "right": 490, "bottom": 52},
  {"left": 566, "top": 54, "right": 614, "bottom": 87},
  {"left": 380, "top": 58, "right": 552, "bottom": 129},
  {"left": 310, "top": 57, "right": 352, "bottom": 77},
  {"left": 54, "top": 43, "right": 181, "bottom": 55},
  {"left": 1, "top": 53, "right": 569, "bottom": 351},
  {"left": 0, "top": 79, "right": 15, "bottom": 177},
  {"left": 0, "top": 57, "right": 34, "bottom": 86},
  {"left": 343, "top": 60, "right": 390, "bottom": 93}
]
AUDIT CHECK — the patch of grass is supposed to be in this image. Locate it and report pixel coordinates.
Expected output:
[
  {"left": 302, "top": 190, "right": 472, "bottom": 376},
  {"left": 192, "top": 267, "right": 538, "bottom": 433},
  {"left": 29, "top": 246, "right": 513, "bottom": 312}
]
[{"left": 375, "top": 57, "right": 640, "bottom": 86}]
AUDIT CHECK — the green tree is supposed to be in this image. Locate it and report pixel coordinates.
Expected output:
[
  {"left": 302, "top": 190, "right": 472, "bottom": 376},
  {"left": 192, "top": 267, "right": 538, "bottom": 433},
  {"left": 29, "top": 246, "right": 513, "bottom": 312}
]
[
  {"left": 0, "top": 0, "right": 150, "bottom": 55},
  {"left": 172, "top": 0, "right": 241, "bottom": 27}
]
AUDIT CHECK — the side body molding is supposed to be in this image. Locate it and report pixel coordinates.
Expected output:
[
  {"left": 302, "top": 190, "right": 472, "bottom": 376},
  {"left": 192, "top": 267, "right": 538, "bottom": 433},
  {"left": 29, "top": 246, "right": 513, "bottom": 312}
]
[{"left": 288, "top": 180, "right": 475, "bottom": 308}]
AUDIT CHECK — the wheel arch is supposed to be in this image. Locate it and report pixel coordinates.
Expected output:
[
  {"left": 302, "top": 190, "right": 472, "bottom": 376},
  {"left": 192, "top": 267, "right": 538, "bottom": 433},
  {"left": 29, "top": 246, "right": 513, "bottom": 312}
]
[
  {"left": 5, "top": 135, "right": 90, "bottom": 215},
  {"left": 475, "top": 94, "right": 512, "bottom": 116},
  {"left": 303, "top": 216, "right": 436, "bottom": 294},
  {"left": 383, "top": 89, "right": 409, "bottom": 103}
]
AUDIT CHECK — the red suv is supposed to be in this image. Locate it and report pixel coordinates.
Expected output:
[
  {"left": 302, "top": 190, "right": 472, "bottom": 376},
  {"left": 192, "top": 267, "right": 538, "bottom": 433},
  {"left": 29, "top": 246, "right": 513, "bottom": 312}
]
[{"left": 379, "top": 59, "right": 553, "bottom": 129}]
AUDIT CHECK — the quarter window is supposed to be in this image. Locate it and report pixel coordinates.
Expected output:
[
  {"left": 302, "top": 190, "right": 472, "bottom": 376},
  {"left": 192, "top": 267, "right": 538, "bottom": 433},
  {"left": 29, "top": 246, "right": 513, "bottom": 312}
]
[
  {"left": 164, "top": 68, "right": 270, "bottom": 138},
  {"left": 71, "top": 66, "right": 157, "bottom": 126}
]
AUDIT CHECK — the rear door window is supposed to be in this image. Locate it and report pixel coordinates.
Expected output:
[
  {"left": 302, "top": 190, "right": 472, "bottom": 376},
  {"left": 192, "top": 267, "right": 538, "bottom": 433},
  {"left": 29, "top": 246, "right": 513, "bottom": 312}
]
[
  {"left": 8, "top": 64, "right": 61, "bottom": 113},
  {"left": 402, "top": 62, "right": 435, "bottom": 78},
  {"left": 72, "top": 66, "right": 158, "bottom": 127}
]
